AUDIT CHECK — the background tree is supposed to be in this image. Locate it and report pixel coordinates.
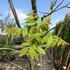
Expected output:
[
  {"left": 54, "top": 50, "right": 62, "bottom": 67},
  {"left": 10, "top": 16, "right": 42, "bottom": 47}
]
[{"left": 54, "top": 13, "right": 70, "bottom": 70}]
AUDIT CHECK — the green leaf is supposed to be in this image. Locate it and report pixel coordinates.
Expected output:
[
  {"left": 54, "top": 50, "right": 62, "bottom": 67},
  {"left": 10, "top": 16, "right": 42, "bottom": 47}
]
[
  {"left": 20, "top": 47, "right": 29, "bottom": 52},
  {"left": 51, "top": 36, "right": 58, "bottom": 47},
  {"left": 36, "top": 21, "right": 43, "bottom": 24},
  {"left": 4, "top": 28, "right": 16, "bottom": 38},
  {"left": 21, "top": 42, "right": 31, "bottom": 46},
  {"left": 19, "top": 52, "right": 26, "bottom": 56},
  {"left": 27, "top": 10, "right": 35, "bottom": 16},
  {"left": 38, "top": 46, "right": 45, "bottom": 54},
  {"left": 33, "top": 45, "right": 39, "bottom": 52},
  {"left": 24, "top": 21, "right": 36, "bottom": 26},
  {"left": 24, "top": 16, "right": 35, "bottom": 20},
  {"left": 43, "top": 17, "right": 50, "bottom": 23},
  {"left": 19, "top": 47, "right": 30, "bottom": 56},
  {"left": 22, "top": 27, "right": 28, "bottom": 36},
  {"left": 46, "top": 36, "right": 53, "bottom": 48},
  {"left": 4, "top": 28, "right": 22, "bottom": 38},
  {"left": 25, "top": 16, "right": 39, "bottom": 21},
  {"left": 15, "top": 28, "right": 21, "bottom": 37},
  {"left": 34, "top": 15, "right": 39, "bottom": 19},
  {"left": 57, "top": 37, "right": 69, "bottom": 46},
  {"left": 28, "top": 33, "right": 41, "bottom": 41},
  {"left": 40, "top": 23, "right": 48, "bottom": 31},
  {"left": 29, "top": 47, "right": 39, "bottom": 61},
  {"left": 53, "top": 36, "right": 69, "bottom": 46},
  {"left": 42, "top": 35, "right": 48, "bottom": 43},
  {"left": 33, "top": 45, "right": 45, "bottom": 54}
]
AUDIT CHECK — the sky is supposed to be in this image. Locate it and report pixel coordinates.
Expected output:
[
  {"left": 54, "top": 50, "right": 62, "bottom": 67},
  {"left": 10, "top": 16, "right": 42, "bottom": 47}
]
[{"left": 0, "top": 0, "right": 70, "bottom": 28}]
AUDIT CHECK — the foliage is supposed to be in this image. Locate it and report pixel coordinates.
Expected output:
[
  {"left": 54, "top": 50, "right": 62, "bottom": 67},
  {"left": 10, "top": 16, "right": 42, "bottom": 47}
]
[
  {"left": 4, "top": 11, "right": 69, "bottom": 61},
  {"left": 0, "top": 36, "right": 13, "bottom": 59},
  {"left": 53, "top": 16, "right": 70, "bottom": 70},
  {"left": 0, "top": 44, "right": 13, "bottom": 60}
]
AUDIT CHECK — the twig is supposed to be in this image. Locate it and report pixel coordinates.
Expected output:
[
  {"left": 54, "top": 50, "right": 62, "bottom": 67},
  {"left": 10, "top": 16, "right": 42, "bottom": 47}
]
[
  {"left": 54, "top": 0, "right": 65, "bottom": 10},
  {"left": 67, "top": 63, "right": 70, "bottom": 70},
  {"left": 3, "top": 59, "right": 23, "bottom": 69},
  {"left": 41, "top": 0, "right": 70, "bottom": 20},
  {"left": 57, "top": 23, "right": 64, "bottom": 36},
  {"left": 39, "top": 0, "right": 64, "bottom": 15},
  {"left": 66, "top": 50, "right": 70, "bottom": 66},
  {"left": 44, "top": 22, "right": 64, "bottom": 36},
  {"left": 0, "top": 48, "right": 18, "bottom": 52},
  {"left": 56, "top": 2, "right": 70, "bottom": 11},
  {"left": 52, "top": 0, "right": 57, "bottom": 7},
  {"left": 45, "top": 1, "right": 70, "bottom": 17},
  {"left": 0, "top": 48, "right": 23, "bottom": 69}
]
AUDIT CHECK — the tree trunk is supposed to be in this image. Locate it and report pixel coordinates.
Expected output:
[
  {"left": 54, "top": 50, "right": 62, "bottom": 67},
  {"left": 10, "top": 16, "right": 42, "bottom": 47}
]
[
  {"left": 31, "top": 0, "right": 37, "bottom": 15},
  {"left": 60, "top": 46, "right": 70, "bottom": 70},
  {"left": 8, "top": 0, "right": 21, "bottom": 28},
  {"left": 30, "top": 59, "right": 35, "bottom": 70}
]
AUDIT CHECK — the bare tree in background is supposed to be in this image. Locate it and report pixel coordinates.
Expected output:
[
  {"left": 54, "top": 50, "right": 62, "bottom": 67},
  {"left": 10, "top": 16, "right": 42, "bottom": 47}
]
[{"left": 41, "top": 0, "right": 70, "bottom": 20}]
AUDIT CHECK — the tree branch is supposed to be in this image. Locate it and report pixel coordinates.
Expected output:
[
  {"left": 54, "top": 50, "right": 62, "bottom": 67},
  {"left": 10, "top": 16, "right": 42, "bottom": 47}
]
[
  {"left": 41, "top": 1, "right": 70, "bottom": 20},
  {"left": 2, "top": 59, "right": 23, "bottom": 69},
  {"left": 52, "top": 0, "right": 57, "bottom": 7},
  {"left": 44, "top": 22, "right": 64, "bottom": 36},
  {"left": 54, "top": 0, "right": 65, "bottom": 10},
  {"left": 56, "top": 2, "right": 70, "bottom": 11},
  {"left": 41, "top": 0, "right": 70, "bottom": 20},
  {"left": 0, "top": 48, "right": 18, "bottom": 52}
]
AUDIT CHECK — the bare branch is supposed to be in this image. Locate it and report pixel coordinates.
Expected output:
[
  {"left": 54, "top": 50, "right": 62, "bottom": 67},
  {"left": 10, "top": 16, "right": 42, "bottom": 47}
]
[
  {"left": 43, "top": 22, "right": 64, "bottom": 36},
  {"left": 2, "top": 59, "right": 23, "bottom": 69},
  {"left": 56, "top": 2, "right": 70, "bottom": 11},
  {"left": 0, "top": 48, "right": 18, "bottom": 52},
  {"left": 5, "top": 13, "right": 10, "bottom": 21},
  {"left": 54, "top": 0, "right": 65, "bottom": 10},
  {"left": 41, "top": 0, "right": 65, "bottom": 20},
  {"left": 52, "top": 0, "right": 57, "bottom": 7},
  {"left": 57, "top": 24, "right": 64, "bottom": 36},
  {"left": 39, "top": 0, "right": 64, "bottom": 15},
  {"left": 46, "top": 0, "right": 66, "bottom": 17},
  {"left": 66, "top": 6, "right": 70, "bottom": 8},
  {"left": 38, "top": 10, "right": 48, "bottom": 14},
  {"left": 50, "top": 0, "right": 57, "bottom": 11},
  {"left": 41, "top": 1, "right": 70, "bottom": 20}
]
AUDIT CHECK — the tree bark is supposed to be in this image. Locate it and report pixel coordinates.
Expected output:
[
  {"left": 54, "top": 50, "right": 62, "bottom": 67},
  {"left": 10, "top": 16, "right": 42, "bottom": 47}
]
[
  {"left": 31, "top": 0, "right": 37, "bottom": 15},
  {"left": 30, "top": 59, "right": 35, "bottom": 70},
  {"left": 8, "top": 0, "right": 21, "bottom": 28}
]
